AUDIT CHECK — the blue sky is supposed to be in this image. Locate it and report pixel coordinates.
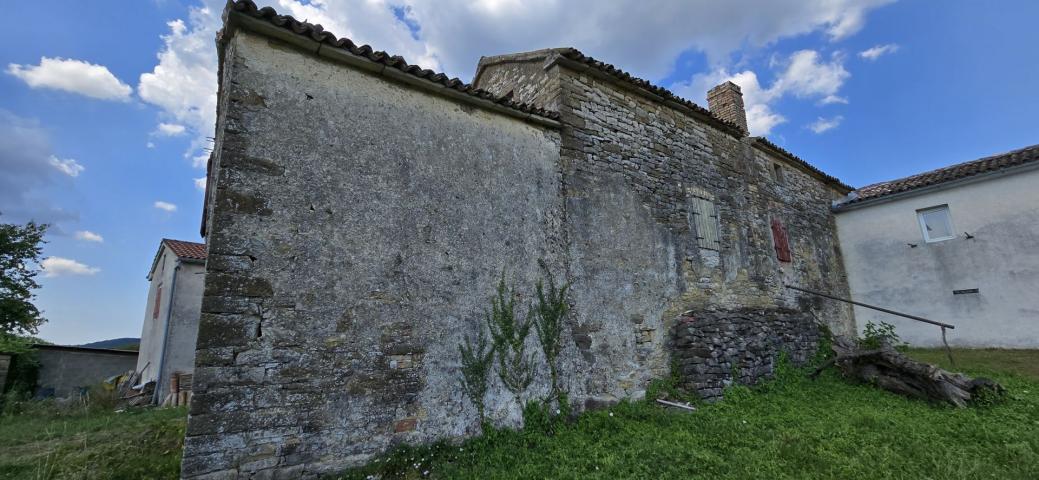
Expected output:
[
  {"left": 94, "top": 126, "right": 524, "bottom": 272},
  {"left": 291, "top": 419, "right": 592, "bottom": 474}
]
[{"left": 1, "top": 0, "right": 1036, "bottom": 345}]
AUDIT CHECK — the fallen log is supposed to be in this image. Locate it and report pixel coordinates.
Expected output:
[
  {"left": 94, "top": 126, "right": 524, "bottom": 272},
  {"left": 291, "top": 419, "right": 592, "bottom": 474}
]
[{"left": 812, "top": 336, "right": 1003, "bottom": 407}]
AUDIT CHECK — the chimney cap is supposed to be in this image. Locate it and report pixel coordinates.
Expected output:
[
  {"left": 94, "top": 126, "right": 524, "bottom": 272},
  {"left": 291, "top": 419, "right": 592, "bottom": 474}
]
[
  {"left": 706, "top": 81, "right": 749, "bottom": 136},
  {"left": 708, "top": 81, "right": 742, "bottom": 94}
]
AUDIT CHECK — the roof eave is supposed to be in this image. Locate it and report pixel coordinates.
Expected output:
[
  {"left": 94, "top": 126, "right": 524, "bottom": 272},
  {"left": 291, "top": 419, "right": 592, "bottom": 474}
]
[
  {"left": 833, "top": 159, "right": 1039, "bottom": 212},
  {"left": 222, "top": 6, "right": 561, "bottom": 130}
]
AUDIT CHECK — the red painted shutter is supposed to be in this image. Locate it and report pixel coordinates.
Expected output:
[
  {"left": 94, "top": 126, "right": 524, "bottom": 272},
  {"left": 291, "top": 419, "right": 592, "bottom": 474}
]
[
  {"left": 771, "top": 219, "right": 792, "bottom": 263},
  {"left": 153, "top": 285, "right": 163, "bottom": 319}
]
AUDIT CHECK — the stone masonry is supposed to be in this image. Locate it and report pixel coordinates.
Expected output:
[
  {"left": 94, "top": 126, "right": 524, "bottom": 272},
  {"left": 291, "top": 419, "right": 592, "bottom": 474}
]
[
  {"left": 183, "top": 2, "right": 856, "bottom": 478},
  {"left": 669, "top": 310, "right": 820, "bottom": 400}
]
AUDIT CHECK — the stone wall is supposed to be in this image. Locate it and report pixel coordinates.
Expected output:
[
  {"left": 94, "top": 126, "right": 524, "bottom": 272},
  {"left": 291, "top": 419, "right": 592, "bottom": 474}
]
[
  {"left": 669, "top": 310, "right": 820, "bottom": 400},
  {"left": 184, "top": 29, "right": 565, "bottom": 479},
  {"left": 33, "top": 346, "right": 138, "bottom": 398},
  {"left": 183, "top": 7, "right": 855, "bottom": 478}
]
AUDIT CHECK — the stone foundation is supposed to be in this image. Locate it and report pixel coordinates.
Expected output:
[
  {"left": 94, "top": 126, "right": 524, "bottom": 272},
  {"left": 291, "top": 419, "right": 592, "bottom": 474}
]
[{"left": 669, "top": 310, "right": 820, "bottom": 400}]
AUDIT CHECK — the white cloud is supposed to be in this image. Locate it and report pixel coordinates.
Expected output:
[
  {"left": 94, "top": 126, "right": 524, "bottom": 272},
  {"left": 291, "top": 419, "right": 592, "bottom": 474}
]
[
  {"left": 808, "top": 115, "right": 844, "bottom": 133},
  {"left": 674, "top": 49, "right": 850, "bottom": 136},
  {"left": 48, "top": 156, "right": 84, "bottom": 177},
  {"left": 41, "top": 256, "right": 100, "bottom": 277},
  {"left": 6, "top": 57, "right": 132, "bottom": 101},
  {"left": 859, "top": 43, "right": 899, "bottom": 61},
  {"left": 142, "top": 0, "right": 891, "bottom": 150},
  {"left": 194, "top": 177, "right": 207, "bottom": 191},
  {"left": 156, "top": 123, "right": 187, "bottom": 136},
  {"left": 138, "top": 3, "right": 223, "bottom": 167},
  {"left": 147, "top": 142, "right": 156, "bottom": 149},
  {"left": 154, "top": 201, "right": 178, "bottom": 212},
  {"left": 74, "top": 230, "right": 104, "bottom": 243}
]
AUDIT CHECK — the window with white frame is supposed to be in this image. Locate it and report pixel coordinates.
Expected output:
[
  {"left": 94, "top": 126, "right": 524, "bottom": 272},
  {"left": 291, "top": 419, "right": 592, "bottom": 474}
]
[{"left": 917, "top": 205, "right": 954, "bottom": 242}]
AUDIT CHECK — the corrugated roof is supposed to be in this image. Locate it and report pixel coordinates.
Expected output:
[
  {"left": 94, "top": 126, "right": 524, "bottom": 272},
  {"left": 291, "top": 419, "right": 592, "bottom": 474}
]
[
  {"left": 224, "top": 0, "right": 559, "bottom": 122},
  {"left": 842, "top": 143, "right": 1039, "bottom": 206}
]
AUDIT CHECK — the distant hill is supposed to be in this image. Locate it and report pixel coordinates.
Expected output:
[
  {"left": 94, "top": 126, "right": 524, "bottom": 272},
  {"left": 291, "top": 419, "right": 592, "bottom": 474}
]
[{"left": 79, "top": 337, "right": 140, "bottom": 351}]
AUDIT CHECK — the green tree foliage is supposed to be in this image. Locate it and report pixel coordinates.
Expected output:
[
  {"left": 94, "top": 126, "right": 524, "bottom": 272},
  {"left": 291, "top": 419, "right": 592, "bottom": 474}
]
[
  {"left": 532, "top": 272, "right": 570, "bottom": 406},
  {"left": 458, "top": 328, "right": 494, "bottom": 421},
  {"left": 0, "top": 217, "right": 47, "bottom": 336},
  {"left": 486, "top": 274, "right": 535, "bottom": 396}
]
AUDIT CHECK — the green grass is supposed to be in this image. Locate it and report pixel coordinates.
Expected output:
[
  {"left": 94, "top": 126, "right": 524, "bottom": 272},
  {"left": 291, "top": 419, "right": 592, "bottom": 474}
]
[
  {"left": 1, "top": 349, "right": 1035, "bottom": 480},
  {"left": 906, "top": 348, "right": 1039, "bottom": 382},
  {"left": 0, "top": 404, "right": 186, "bottom": 480},
  {"left": 339, "top": 348, "right": 1039, "bottom": 480}
]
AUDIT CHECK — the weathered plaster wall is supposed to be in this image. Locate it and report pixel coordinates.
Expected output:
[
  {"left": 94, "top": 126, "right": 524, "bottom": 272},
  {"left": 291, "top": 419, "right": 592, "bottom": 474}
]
[
  {"left": 184, "top": 31, "right": 565, "bottom": 479},
  {"left": 184, "top": 29, "right": 854, "bottom": 478},
  {"left": 835, "top": 167, "right": 1039, "bottom": 347},
  {"left": 137, "top": 246, "right": 205, "bottom": 401},
  {"left": 34, "top": 347, "right": 138, "bottom": 398}
]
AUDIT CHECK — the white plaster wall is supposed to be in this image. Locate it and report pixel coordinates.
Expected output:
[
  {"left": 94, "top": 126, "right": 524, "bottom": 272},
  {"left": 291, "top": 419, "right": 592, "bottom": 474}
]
[
  {"left": 137, "top": 247, "right": 175, "bottom": 383},
  {"left": 835, "top": 167, "right": 1039, "bottom": 347},
  {"left": 136, "top": 245, "right": 206, "bottom": 400}
]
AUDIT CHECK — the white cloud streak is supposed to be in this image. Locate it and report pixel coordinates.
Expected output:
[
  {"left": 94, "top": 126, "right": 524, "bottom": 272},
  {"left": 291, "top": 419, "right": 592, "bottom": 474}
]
[
  {"left": 156, "top": 123, "right": 187, "bottom": 136},
  {"left": 154, "top": 201, "right": 178, "bottom": 212},
  {"left": 808, "top": 115, "right": 844, "bottom": 133},
  {"left": 6, "top": 57, "right": 132, "bottom": 101},
  {"left": 859, "top": 43, "right": 899, "bottom": 60},
  {"left": 194, "top": 177, "right": 207, "bottom": 191},
  {"left": 48, "top": 156, "right": 84, "bottom": 177},
  {"left": 74, "top": 230, "right": 104, "bottom": 243},
  {"left": 41, "top": 256, "right": 101, "bottom": 277}
]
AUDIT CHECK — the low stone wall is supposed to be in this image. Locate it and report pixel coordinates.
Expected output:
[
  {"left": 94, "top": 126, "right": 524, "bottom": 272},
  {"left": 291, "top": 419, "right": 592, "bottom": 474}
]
[{"left": 669, "top": 310, "right": 820, "bottom": 400}]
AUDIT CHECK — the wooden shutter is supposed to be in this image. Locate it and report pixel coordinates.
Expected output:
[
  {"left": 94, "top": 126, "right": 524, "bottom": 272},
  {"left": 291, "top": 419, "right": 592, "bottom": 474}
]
[
  {"left": 771, "top": 219, "right": 792, "bottom": 262},
  {"left": 153, "top": 285, "right": 163, "bottom": 319},
  {"left": 690, "top": 193, "right": 721, "bottom": 250}
]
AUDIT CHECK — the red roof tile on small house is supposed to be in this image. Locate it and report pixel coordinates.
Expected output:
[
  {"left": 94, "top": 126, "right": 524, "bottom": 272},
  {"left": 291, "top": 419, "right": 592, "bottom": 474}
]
[{"left": 163, "top": 239, "right": 207, "bottom": 261}]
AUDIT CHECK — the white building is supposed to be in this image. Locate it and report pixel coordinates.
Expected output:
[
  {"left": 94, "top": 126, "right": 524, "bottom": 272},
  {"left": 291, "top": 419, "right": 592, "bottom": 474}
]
[
  {"left": 834, "top": 144, "right": 1039, "bottom": 347},
  {"left": 137, "top": 238, "right": 206, "bottom": 402}
]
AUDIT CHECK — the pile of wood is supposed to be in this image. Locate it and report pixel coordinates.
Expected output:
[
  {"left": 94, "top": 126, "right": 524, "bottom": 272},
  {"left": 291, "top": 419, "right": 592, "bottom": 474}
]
[{"left": 813, "top": 336, "right": 1003, "bottom": 407}]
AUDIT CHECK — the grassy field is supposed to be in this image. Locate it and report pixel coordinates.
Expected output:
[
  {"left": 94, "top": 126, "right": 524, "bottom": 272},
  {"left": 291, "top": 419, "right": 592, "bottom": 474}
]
[
  {"left": 0, "top": 403, "right": 185, "bottom": 480},
  {"left": 0, "top": 348, "right": 1035, "bottom": 479},
  {"left": 342, "top": 348, "right": 1039, "bottom": 480}
]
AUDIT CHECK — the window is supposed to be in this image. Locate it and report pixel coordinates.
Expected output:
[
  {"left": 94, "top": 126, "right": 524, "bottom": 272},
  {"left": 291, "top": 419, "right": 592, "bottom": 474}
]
[
  {"left": 153, "top": 285, "right": 163, "bottom": 320},
  {"left": 771, "top": 218, "right": 792, "bottom": 262},
  {"left": 917, "top": 205, "right": 954, "bottom": 242},
  {"left": 772, "top": 164, "right": 785, "bottom": 184},
  {"left": 688, "top": 187, "right": 721, "bottom": 250}
]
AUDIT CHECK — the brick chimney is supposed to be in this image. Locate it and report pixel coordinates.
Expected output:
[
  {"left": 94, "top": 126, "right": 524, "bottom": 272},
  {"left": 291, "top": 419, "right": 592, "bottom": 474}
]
[{"left": 707, "top": 81, "right": 748, "bottom": 136}]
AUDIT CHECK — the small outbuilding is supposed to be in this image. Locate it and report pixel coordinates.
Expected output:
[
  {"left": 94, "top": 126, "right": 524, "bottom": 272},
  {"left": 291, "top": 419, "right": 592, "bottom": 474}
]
[
  {"left": 136, "top": 238, "right": 206, "bottom": 403},
  {"left": 834, "top": 144, "right": 1039, "bottom": 347},
  {"left": 33, "top": 344, "right": 138, "bottom": 398}
]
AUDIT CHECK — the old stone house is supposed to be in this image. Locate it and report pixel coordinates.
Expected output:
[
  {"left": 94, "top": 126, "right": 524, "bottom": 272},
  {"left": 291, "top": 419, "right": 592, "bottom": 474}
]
[
  {"left": 183, "top": 2, "right": 855, "bottom": 478},
  {"left": 834, "top": 144, "right": 1039, "bottom": 347},
  {"left": 137, "top": 238, "right": 206, "bottom": 404}
]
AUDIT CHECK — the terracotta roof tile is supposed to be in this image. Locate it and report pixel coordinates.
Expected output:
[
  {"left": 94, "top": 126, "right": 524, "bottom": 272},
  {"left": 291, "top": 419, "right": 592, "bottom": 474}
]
[
  {"left": 224, "top": 0, "right": 559, "bottom": 121},
  {"left": 163, "top": 239, "right": 207, "bottom": 261},
  {"left": 844, "top": 143, "right": 1039, "bottom": 206}
]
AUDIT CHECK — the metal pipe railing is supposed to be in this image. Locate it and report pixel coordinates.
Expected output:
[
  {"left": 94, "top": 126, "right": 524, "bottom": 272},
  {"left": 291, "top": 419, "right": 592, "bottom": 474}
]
[{"left": 785, "top": 284, "right": 957, "bottom": 366}]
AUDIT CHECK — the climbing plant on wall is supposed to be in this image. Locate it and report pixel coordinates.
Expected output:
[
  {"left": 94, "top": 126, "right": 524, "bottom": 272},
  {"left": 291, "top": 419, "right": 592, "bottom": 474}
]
[
  {"left": 458, "top": 328, "right": 494, "bottom": 422},
  {"left": 486, "top": 274, "right": 535, "bottom": 396},
  {"left": 532, "top": 271, "right": 570, "bottom": 409}
]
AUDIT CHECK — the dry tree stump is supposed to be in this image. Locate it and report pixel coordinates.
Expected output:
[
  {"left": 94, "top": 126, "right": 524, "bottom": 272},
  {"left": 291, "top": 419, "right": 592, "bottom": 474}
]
[{"left": 811, "top": 336, "right": 1003, "bottom": 407}]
